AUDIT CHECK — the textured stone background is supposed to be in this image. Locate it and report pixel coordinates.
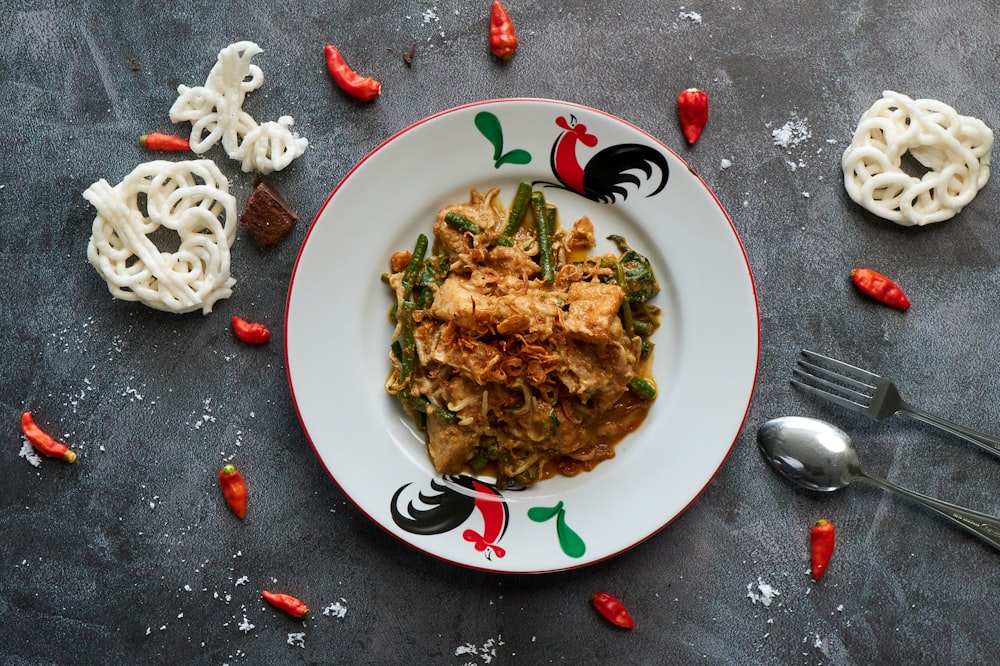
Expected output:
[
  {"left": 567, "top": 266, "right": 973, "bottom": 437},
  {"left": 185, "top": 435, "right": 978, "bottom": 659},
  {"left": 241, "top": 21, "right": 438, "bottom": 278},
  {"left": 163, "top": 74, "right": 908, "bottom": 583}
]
[{"left": 3, "top": 1, "right": 1000, "bottom": 663}]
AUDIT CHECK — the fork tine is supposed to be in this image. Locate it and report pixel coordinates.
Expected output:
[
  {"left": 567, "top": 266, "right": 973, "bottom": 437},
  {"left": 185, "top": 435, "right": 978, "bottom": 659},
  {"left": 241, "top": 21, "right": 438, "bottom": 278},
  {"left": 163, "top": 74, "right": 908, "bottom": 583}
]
[
  {"left": 792, "top": 367, "right": 872, "bottom": 402},
  {"left": 790, "top": 378, "right": 868, "bottom": 413},
  {"left": 795, "top": 360, "right": 876, "bottom": 394},
  {"left": 800, "top": 349, "right": 880, "bottom": 383}
]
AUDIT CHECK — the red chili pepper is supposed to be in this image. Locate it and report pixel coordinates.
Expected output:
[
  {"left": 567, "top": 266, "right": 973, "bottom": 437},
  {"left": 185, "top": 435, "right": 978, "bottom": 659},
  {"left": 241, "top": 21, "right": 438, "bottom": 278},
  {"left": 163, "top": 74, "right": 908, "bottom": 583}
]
[
  {"left": 592, "top": 592, "right": 634, "bottom": 629},
  {"left": 324, "top": 44, "right": 381, "bottom": 102},
  {"left": 140, "top": 132, "right": 191, "bottom": 152},
  {"left": 851, "top": 268, "right": 910, "bottom": 310},
  {"left": 231, "top": 316, "right": 271, "bottom": 344},
  {"left": 489, "top": 1, "right": 519, "bottom": 61},
  {"left": 262, "top": 590, "right": 310, "bottom": 619},
  {"left": 810, "top": 518, "right": 835, "bottom": 580},
  {"left": 20, "top": 412, "right": 77, "bottom": 463},
  {"left": 218, "top": 464, "right": 247, "bottom": 519},
  {"left": 677, "top": 88, "right": 709, "bottom": 145}
]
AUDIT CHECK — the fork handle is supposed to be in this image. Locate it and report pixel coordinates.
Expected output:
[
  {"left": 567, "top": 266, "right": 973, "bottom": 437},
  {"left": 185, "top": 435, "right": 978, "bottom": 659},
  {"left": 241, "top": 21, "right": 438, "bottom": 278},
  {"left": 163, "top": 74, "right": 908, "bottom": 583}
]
[
  {"left": 862, "top": 473, "right": 1000, "bottom": 551},
  {"left": 899, "top": 404, "right": 1000, "bottom": 458}
]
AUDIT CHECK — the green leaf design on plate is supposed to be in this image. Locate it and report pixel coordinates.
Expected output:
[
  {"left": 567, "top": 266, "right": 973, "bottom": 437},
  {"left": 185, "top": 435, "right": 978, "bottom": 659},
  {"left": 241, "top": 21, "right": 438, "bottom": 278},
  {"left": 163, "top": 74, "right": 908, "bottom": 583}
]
[
  {"left": 527, "top": 500, "right": 585, "bottom": 558},
  {"left": 495, "top": 149, "right": 532, "bottom": 167},
  {"left": 528, "top": 500, "right": 563, "bottom": 523},
  {"left": 474, "top": 111, "right": 532, "bottom": 169},
  {"left": 475, "top": 111, "right": 504, "bottom": 161},
  {"left": 556, "top": 508, "right": 586, "bottom": 559}
]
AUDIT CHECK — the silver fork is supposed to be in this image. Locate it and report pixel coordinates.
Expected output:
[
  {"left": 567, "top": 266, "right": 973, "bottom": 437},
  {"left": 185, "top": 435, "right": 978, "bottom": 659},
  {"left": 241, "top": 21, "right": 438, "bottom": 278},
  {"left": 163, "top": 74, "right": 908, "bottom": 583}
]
[{"left": 791, "top": 349, "right": 1000, "bottom": 459}]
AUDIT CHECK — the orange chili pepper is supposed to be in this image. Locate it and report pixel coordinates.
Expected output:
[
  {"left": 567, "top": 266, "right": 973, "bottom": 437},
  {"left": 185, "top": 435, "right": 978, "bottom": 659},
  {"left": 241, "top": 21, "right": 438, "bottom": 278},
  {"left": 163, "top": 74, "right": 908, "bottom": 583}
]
[
  {"left": 851, "top": 268, "right": 910, "bottom": 310},
  {"left": 231, "top": 316, "right": 271, "bottom": 344},
  {"left": 489, "top": 1, "right": 519, "bottom": 61},
  {"left": 218, "top": 464, "right": 247, "bottom": 519},
  {"left": 324, "top": 44, "right": 381, "bottom": 102},
  {"left": 20, "top": 412, "right": 76, "bottom": 463},
  {"left": 262, "top": 590, "right": 310, "bottom": 619},
  {"left": 810, "top": 518, "right": 835, "bottom": 580},
  {"left": 592, "top": 591, "right": 634, "bottom": 629},
  {"left": 140, "top": 132, "right": 191, "bottom": 152}
]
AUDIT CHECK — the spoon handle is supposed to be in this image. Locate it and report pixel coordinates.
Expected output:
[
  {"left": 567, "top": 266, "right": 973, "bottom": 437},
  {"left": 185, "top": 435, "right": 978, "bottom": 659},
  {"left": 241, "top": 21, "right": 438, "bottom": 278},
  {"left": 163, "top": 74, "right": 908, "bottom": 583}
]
[{"left": 863, "top": 473, "right": 1000, "bottom": 551}]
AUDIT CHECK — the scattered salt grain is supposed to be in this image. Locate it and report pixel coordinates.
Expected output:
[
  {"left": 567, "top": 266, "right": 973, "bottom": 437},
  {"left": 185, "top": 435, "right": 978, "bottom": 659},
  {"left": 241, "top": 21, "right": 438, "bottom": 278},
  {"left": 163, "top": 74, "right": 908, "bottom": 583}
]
[
  {"left": 19, "top": 441, "right": 42, "bottom": 467},
  {"left": 235, "top": 575, "right": 249, "bottom": 586},
  {"left": 322, "top": 599, "right": 348, "bottom": 619},
  {"left": 238, "top": 616, "right": 255, "bottom": 634},
  {"left": 746, "top": 578, "right": 780, "bottom": 607},
  {"left": 287, "top": 632, "right": 306, "bottom": 648}
]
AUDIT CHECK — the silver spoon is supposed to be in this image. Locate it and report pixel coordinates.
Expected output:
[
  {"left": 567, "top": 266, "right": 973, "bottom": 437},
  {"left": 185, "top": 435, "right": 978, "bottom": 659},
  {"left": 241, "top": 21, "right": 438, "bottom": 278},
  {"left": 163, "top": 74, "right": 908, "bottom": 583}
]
[{"left": 757, "top": 415, "right": 1000, "bottom": 551}]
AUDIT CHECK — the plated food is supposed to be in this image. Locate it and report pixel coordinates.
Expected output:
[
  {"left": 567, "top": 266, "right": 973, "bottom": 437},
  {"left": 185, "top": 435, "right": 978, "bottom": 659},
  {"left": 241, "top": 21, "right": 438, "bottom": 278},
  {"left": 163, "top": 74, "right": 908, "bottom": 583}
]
[
  {"left": 383, "top": 185, "right": 660, "bottom": 488},
  {"left": 285, "top": 99, "right": 758, "bottom": 572}
]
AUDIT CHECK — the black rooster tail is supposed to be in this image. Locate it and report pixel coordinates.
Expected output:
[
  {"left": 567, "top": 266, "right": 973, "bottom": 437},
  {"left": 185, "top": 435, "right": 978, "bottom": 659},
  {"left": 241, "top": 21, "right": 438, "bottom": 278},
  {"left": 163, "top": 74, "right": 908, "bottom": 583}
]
[
  {"left": 390, "top": 476, "right": 477, "bottom": 535},
  {"left": 581, "top": 144, "right": 669, "bottom": 204}
]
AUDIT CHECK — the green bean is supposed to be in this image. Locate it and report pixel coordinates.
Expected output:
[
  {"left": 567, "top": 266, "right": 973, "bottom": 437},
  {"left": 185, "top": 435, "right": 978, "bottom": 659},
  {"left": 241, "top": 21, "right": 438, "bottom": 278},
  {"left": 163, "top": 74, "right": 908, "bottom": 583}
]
[
  {"left": 444, "top": 211, "right": 479, "bottom": 235},
  {"left": 627, "top": 376, "right": 657, "bottom": 399},
  {"left": 401, "top": 233, "right": 428, "bottom": 294},
  {"left": 498, "top": 182, "right": 532, "bottom": 245},
  {"left": 404, "top": 395, "right": 457, "bottom": 424},
  {"left": 531, "top": 192, "right": 555, "bottom": 282},
  {"left": 632, "top": 320, "right": 652, "bottom": 336},
  {"left": 398, "top": 301, "right": 417, "bottom": 383}
]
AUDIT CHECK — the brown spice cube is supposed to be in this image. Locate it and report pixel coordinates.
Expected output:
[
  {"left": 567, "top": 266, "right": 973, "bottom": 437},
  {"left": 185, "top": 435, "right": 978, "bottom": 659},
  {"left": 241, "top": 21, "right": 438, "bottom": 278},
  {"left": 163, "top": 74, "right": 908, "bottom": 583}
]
[{"left": 240, "top": 179, "right": 298, "bottom": 247}]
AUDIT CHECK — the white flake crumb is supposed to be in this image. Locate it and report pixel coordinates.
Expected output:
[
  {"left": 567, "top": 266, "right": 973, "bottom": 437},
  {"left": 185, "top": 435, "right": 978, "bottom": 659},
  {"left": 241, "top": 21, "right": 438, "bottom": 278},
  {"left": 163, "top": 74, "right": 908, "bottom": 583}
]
[
  {"left": 772, "top": 115, "right": 812, "bottom": 149},
  {"left": 235, "top": 575, "right": 249, "bottom": 586},
  {"left": 747, "top": 578, "right": 780, "bottom": 607},
  {"left": 19, "top": 441, "right": 43, "bottom": 467},
  {"left": 679, "top": 10, "right": 703, "bottom": 23},
  {"left": 802, "top": 192, "right": 810, "bottom": 198},
  {"left": 238, "top": 616, "right": 255, "bottom": 633},
  {"left": 720, "top": 158, "right": 733, "bottom": 170},
  {"left": 287, "top": 632, "right": 306, "bottom": 648},
  {"left": 122, "top": 386, "right": 144, "bottom": 402},
  {"left": 455, "top": 636, "right": 503, "bottom": 664},
  {"left": 322, "top": 599, "right": 348, "bottom": 619}
]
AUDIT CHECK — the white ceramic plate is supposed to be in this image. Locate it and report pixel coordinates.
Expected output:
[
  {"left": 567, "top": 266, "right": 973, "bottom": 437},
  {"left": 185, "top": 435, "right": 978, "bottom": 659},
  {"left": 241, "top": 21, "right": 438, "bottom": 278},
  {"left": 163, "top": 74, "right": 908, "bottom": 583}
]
[{"left": 285, "top": 99, "right": 759, "bottom": 573}]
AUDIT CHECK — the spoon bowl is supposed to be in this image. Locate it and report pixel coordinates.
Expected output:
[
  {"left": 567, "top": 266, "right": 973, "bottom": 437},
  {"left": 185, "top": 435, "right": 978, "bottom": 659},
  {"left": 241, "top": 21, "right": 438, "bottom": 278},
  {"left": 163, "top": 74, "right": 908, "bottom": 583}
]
[
  {"left": 756, "top": 416, "right": 862, "bottom": 492},
  {"left": 757, "top": 415, "right": 1000, "bottom": 552}
]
